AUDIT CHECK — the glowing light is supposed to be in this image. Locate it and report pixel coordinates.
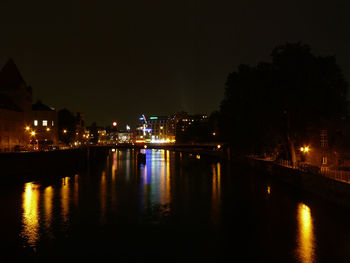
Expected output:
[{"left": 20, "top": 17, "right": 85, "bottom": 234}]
[
  {"left": 144, "top": 145, "right": 147, "bottom": 149},
  {"left": 267, "top": 186, "right": 271, "bottom": 195},
  {"left": 196, "top": 154, "right": 201, "bottom": 160},
  {"left": 113, "top": 121, "right": 117, "bottom": 127},
  {"left": 126, "top": 125, "right": 130, "bottom": 131},
  {"left": 46, "top": 127, "right": 50, "bottom": 131},
  {"left": 111, "top": 148, "right": 116, "bottom": 152},
  {"left": 31, "top": 131, "right": 36, "bottom": 136},
  {"left": 149, "top": 117, "right": 158, "bottom": 120},
  {"left": 300, "top": 146, "right": 310, "bottom": 153},
  {"left": 25, "top": 126, "right": 30, "bottom": 131},
  {"left": 217, "top": 144, "right": 221, "bottom": 149},
  {"left": 63, "top": 129, "right": 67, "bottom": 134},
  {"left": 212, "top": 132, "right": 216, "bottom": 136},
  {"left": 34, "top": 120, "right": 38, "bottom": 126}
]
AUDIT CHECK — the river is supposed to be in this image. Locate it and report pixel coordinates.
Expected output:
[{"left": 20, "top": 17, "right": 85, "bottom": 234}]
[{"left": 1, "top": 148, "right": 350, "bottom": 262}]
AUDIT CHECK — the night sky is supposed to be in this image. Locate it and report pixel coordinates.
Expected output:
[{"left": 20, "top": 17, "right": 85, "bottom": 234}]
[{"left": 0, "top": 0, "right": 349, "bottom": 127}]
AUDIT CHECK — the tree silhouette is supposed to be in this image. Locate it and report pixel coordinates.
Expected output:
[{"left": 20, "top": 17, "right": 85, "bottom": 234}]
[{"left": 220, "top": 42, "right": 348, "bottom": 163}]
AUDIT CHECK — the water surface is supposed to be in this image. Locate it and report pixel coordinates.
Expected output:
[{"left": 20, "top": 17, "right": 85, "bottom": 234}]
[{"left": 2, "top": 149, "right": 350, "bottom": 262}]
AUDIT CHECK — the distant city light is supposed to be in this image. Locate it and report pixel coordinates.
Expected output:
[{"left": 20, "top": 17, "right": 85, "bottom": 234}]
[
  {"left": 63, "top": 129, "right": 67, "bottom": 134},
  {"left": 217, "top": 144, "right": 221, "bottom": 149},
  {"left": 31, "top": 131, "right": 36, "bottom": 136},
  {"left": 113, "top": 121, "right": 117, "bottom": 127},
  {"left": 25, "top": 126, "right": 30, "bottom": 131},
  {"left": 126, "top": 125, "right": 130, "bottom": 131}
]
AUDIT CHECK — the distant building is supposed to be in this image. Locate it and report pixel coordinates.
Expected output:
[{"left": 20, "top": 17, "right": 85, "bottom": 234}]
[
  {"left": 169, "top": 112, "right": 209, "bottom": 143},
  {"left": 117, "top": 131, "right": 133, "bottom": 143},
  {"left": 135, "top": 113, "right": 210, "bottom": 144}
]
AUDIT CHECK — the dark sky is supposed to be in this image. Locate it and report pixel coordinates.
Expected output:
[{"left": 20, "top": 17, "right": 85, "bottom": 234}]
[{"left": 0, "top": 0, "right": 349, "bottom": 127}]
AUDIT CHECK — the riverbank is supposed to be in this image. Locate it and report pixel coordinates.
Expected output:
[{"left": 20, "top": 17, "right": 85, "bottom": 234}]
[{"left": 247, "top": 157, "right": 350, "bottom": 209}]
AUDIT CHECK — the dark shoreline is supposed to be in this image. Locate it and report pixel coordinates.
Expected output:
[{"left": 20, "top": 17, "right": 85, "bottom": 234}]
[
  {"left": 246, "top": 157, "right": 350, "bottom": 209},
  {"left": 0, "top": 148, "right": 87, "bottom": 183}
]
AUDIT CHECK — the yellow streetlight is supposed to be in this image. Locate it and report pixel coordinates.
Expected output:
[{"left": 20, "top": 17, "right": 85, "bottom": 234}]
[
  {"left": 63, "top": 129, "right": 67, "bottom": 134},
  {"left": 31, "top": 131, "right": 36, "bottom": 136},
  {"left": 300, "top": 146, "right": 310, "bottom": 153},
  {"left": 46, "top": 127, "right": 50, "bottom": 131},
  {"left": 25, "top": 126, "right": 30, "bottom": 131}
]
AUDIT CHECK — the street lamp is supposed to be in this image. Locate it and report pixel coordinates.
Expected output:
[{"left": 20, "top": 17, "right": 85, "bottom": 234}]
[{"left": 300, "top": 146, "right": 310, "bottom": 153}]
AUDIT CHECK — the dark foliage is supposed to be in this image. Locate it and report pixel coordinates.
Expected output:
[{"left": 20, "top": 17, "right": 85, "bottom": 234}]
[{"left": 219, "top": 42, "right": 348, "bottom": 160}]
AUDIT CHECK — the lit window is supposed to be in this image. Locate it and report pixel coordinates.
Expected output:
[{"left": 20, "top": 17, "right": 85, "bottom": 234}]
[
  {"left": 34, "top": 120, "right": 38, "bottom": 126},
  {"left": 42, "top": 120, "right": 48, "bottom": 126},
  {"left": 52, "top": 121, "right": 54, "bottom": 126}
]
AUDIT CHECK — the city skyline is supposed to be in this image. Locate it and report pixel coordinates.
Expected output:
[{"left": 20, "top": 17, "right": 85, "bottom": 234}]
[{"left": 1, "top": 0, "right": 350, "bottom": 126}]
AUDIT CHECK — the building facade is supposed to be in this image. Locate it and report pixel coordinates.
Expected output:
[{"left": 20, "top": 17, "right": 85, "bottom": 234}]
[{"left": 0, "top": 59, "right": 32, "bottom": 151}]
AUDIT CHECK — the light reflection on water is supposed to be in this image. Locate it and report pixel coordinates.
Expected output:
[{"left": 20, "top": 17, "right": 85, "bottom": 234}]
[
  {"left": 61, "top": 177, "right": 70, "bottom": 224},
  {"left": 212, "top": 162, "right": 221, "bottom": 227},
  {"left": 139, "top": 149, "right": 172, "bottom": 216},
  {"left": 44, "top": 186, "right": 53, "bottom": 235},
  {"left": 296, "top": 203, "right": 316, "bottom": 263},
  {"left": 21, "top": 182, "right": 40, "bottom": 248}
]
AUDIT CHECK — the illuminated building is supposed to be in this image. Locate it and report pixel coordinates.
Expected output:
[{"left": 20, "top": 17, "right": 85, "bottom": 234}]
[
  {"left": 32, "top": 100, "right": 58, "bottom": 148},
  {"left": 148, "top": 116, "right": 170, "bottom": 142},
  {"left": 135, "top": 115, "right": 173, "bottom": 143},
  {"left": 136, "top": 115, "right": 152, "bottom": 143}
]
